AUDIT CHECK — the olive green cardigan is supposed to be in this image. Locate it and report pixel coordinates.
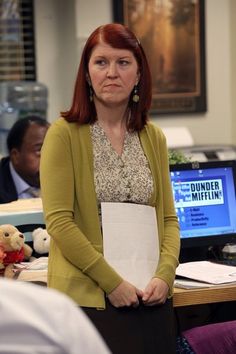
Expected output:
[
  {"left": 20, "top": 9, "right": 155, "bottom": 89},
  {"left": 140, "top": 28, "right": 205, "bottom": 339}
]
[{"left": 40, "top": 118, "right": 180, "bottom": 308}]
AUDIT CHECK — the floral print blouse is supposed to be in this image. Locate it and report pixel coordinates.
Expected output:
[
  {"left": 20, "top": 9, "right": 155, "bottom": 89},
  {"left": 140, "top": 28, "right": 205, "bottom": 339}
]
[{"left": 90, "top": 121, "right": 154, "bottom": 213}]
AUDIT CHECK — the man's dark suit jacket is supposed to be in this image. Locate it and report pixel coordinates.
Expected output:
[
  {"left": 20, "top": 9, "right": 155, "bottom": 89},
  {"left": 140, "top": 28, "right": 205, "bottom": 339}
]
[{"left": 0, "top": 157, "right": 18, "bottom": 204}]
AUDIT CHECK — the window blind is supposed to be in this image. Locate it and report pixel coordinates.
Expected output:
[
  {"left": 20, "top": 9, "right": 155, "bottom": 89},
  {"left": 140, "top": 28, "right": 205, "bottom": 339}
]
[{"left": 0, "top": 0, "right": 36, "bottom": 81}]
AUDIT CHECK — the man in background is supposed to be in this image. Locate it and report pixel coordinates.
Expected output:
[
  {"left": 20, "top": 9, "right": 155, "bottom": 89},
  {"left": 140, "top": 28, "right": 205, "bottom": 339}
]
[{"left": 0, "top": 116, "right": 49, "bottom": 203}]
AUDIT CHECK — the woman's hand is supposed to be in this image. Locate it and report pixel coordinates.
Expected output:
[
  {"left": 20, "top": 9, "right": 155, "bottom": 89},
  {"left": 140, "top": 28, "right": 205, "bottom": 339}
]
[
  {"left": 108, "top": 280, "right": 143, "bottom": 308},
  {"left": 142, "top": 278, "right": 169, "bottom": 306}
]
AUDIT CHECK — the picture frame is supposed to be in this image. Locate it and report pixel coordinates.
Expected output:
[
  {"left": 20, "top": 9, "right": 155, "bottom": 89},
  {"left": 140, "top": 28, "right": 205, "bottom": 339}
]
[{"left": 113, "top": 0, "right": 207, "bottom": 115}]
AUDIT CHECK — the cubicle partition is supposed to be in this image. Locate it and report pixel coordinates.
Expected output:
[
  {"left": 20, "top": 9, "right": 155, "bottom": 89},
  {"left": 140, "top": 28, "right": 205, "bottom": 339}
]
[{"left": 0, "top": 198, "right": 45, "bottom": 242}]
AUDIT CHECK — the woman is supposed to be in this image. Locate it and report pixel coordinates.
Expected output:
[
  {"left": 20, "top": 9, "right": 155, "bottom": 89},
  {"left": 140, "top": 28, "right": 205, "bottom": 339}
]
[{"left": 40, "top": 23, "right": 180, "bottom": 354}]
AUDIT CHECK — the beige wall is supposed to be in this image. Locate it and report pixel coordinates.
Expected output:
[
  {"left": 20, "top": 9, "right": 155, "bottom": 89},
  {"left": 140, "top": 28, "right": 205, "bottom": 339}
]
[
  {"left": 35, "top": 0, "right": 235, "bottom": 146},
  {"left": 230, "top": 0, "right": 236, "bottom": 144},
  {"left": 34, "top": 0, "right": 78, "bottom": 122}
]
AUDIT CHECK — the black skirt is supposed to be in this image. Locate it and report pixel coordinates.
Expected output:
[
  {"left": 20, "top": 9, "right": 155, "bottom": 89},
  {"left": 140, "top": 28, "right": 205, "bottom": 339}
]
[{"left": 82, "top": 298, "right": 176, "bottom": 354}]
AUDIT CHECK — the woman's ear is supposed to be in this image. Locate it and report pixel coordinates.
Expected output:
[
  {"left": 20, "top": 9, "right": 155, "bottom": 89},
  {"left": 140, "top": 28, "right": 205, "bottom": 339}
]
[
  {"left": 86, "top": 73, "right": 91, "bottom": 85},
  {"left": 136, "top": 72, "right": 140, "bottom": 85}
]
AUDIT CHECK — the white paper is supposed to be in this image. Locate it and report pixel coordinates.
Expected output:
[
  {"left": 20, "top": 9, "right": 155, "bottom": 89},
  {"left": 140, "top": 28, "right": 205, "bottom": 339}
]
[
  {"left": 174, "top": 279, "right": 216, "bottom": 289},
  {"left": 176, "top": 261, "right": 236, "bottom": 284},
  {"left": 101, "top": 202, "right": 159, "bottom": 290},
  {"left": 14, "top": 257, "right": 48, "bottom": 283}
]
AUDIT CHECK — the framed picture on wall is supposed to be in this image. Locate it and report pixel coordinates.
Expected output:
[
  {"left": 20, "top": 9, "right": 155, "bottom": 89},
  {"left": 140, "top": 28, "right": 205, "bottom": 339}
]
[{"left": 113, "top": 0, "right": 207, "bottom": 115}]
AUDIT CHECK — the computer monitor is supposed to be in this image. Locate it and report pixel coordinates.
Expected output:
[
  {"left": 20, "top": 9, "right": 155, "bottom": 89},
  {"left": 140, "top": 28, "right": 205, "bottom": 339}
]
[{"left": 170, "top": 160, "right": 236, "bottom": 261}]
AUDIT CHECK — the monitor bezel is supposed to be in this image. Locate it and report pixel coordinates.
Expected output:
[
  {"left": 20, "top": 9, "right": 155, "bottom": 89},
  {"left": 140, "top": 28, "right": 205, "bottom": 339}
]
[{"left": 170, "top": 159, "right": 236, "bottom": 250}]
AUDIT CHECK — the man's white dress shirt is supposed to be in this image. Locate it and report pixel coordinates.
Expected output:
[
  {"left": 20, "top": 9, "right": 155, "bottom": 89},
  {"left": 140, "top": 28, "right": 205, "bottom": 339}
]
[
  {"left": 9, "top": 162, "right": 40, "bottom": 199},
  {"left": 0, "top": 278, "right": 111, "bottom": 354}
]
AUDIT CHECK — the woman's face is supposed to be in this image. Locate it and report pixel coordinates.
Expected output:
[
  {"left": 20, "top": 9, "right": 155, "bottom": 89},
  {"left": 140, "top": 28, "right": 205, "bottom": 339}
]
[{"left": 88, "top": 42, "right": 140, "bottom": 107}]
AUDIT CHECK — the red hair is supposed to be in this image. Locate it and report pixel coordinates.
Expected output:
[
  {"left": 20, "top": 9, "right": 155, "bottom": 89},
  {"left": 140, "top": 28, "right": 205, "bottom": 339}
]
[{"left": 61, "top": 23, "right": 152, "bottom": 131}]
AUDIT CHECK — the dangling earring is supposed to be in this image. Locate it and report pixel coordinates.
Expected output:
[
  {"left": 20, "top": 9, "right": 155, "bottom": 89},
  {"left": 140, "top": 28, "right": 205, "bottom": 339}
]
[
  {"left": 132, "top": 85, "right": 139, "bottom": 103},
  {"left": 89, "top": 85, "right": 93, "bottom": 102}
]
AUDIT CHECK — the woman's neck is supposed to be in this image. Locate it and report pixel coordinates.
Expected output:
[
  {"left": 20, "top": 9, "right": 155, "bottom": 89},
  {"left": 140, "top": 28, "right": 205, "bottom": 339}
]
[
  {"left": 94, "top": 98, "right": 128, "bottom": 129},
  {"left": 94, "top": 99, "right": 129, "bottom": 156}
]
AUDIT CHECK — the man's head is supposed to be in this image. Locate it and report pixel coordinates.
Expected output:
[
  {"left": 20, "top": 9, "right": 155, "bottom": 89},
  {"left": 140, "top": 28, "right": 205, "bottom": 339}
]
[{"left": 7, "top": 116, "right": 50, "bottom": 188}]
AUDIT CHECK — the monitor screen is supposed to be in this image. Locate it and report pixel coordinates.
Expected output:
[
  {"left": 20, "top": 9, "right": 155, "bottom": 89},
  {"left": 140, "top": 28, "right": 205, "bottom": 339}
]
[{"left": 170, "top": 160, "right": 236, "bottom": 250}]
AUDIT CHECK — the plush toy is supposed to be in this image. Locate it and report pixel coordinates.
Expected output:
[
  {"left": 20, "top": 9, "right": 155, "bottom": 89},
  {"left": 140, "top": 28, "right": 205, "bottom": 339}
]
[
  {"left": 0, "top": 246, "right": 6, "bottom": 270},
  {"left": 32, "top": 227, "right": 50, "bottom": 257},
  {"left": 0, "top": 224, "right": 33, "bottom": 276}
]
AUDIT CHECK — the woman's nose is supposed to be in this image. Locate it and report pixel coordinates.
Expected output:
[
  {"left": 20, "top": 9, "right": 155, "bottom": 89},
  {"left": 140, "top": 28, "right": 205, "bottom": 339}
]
[{"left": 107, "top": 63, "right": 118, "bottom": 77}]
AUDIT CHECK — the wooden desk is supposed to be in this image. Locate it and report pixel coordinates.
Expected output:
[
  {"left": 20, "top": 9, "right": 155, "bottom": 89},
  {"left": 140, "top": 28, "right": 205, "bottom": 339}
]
[{"left": 173, "top": 283, "right": 236, "bottom": 307}]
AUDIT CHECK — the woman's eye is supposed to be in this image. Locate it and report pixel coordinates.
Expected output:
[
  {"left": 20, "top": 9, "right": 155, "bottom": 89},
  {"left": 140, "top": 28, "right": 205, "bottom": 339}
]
[
  {"left": 119, "top": 60, "right": 129, "bottom": 66},
  {"left": 95, "top": 60, "right": 106, "bottom": 66}
]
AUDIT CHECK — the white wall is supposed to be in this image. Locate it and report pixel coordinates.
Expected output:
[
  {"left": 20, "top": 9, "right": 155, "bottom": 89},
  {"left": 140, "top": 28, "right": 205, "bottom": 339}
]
[{"left": 35, "top": 0, "right": 235, "bottom": 146}]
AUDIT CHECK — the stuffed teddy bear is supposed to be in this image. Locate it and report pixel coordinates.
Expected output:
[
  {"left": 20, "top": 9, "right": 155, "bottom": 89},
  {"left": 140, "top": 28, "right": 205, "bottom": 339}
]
[
  {"left": 0, "top": 246, "right": 6, "bottom": 270},
  {"left": 32, "top": 227, "right": 50, "bottom": 257},
  {"left": 0, "top": 224, "right": 33, "bottom": 277}
]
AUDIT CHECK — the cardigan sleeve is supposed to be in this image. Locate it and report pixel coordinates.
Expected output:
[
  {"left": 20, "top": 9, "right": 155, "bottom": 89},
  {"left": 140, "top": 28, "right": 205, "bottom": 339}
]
[
  {"left": 144, "top": 123, "right": 180, "bottom": 293},
  {"left": 40, "top": 119, "right": 123, "bottom": 294},
  {"left": 157, "top": 129, "right": 180, "bottom": 291}
]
